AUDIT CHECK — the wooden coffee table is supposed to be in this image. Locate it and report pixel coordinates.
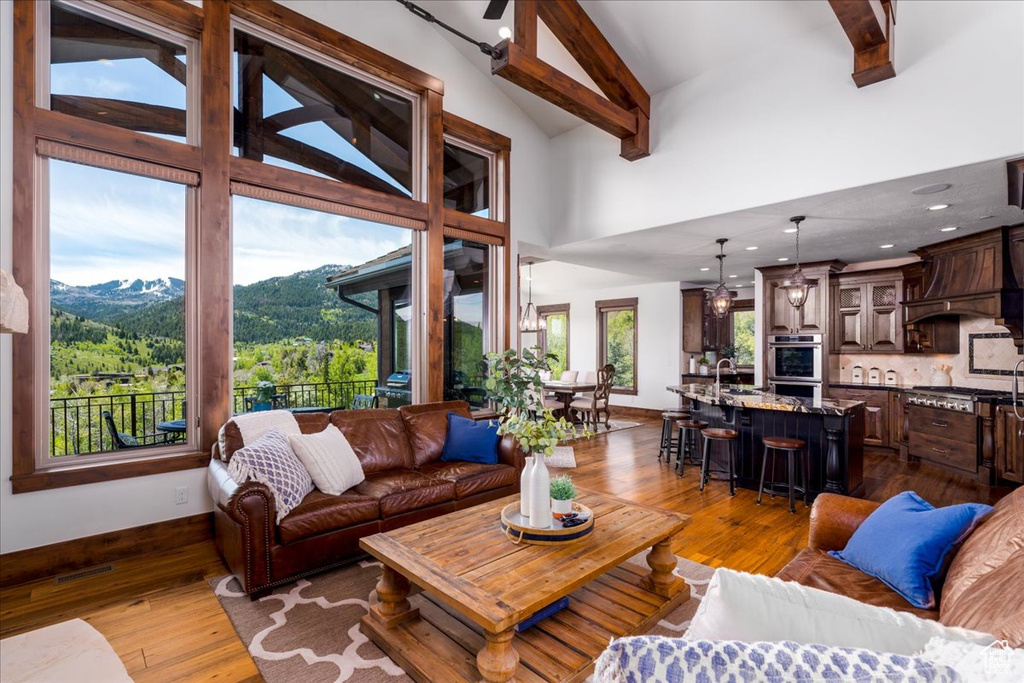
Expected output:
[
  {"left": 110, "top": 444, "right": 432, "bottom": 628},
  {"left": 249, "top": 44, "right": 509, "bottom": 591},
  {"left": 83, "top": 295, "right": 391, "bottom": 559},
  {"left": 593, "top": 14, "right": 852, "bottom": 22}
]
[{"left": 359, "top": 489, "right": 691, "bottom": 682}]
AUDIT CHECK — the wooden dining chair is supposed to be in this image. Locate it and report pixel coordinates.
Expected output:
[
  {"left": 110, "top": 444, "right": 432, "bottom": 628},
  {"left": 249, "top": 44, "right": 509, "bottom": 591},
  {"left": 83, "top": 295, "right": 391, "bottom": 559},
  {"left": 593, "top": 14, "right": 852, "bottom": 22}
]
[
  {"left": 570, "top": 364, "right": 614, "bottom": 430},
  {"left": 559, "top": 370, "right": 578, "bottom": 382}
]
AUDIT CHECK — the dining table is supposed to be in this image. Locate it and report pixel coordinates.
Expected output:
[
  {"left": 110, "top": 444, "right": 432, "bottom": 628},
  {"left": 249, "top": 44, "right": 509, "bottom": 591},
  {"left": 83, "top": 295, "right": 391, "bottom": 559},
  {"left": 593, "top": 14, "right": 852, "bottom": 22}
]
[
  {"left": 156, "top": 419, "right": 187, "bottom": 441},
  {"left": 543, "top": 380, "right": 597, "bottom": 419}
]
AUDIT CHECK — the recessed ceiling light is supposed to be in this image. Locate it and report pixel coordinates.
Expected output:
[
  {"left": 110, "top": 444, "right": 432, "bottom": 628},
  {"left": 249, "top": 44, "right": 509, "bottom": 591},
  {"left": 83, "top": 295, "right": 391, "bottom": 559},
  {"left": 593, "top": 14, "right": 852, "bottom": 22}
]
[
  {"left": 750, "top": 280, "right": 756, "bottom": 284},
  {"left": 736, "top": 284, "right": 743, "bottom": 288},
  {"left": 912, "top": 183, "right": 951, "bottom": 195},
  {"left": 939, "top": 226, "right": 958, "bottom": 232},
  {"left": 728, "top": 274, "right": 738, "bottom": 278},
  {"left": 700, "top": 267, "right": 710, "bottom": 272},
  {"left": 777, "top": 257, "right": 789, "bottom": 262},
  {"left": 979, "top": 214, "right": 994, "bottom": 220},
  {"left": 927, "top": 204, "right": 950, "bottom": 211},
  {"left": 880, "top": 244, "right": 895, "bottom": 249},
  {"left": 498, "top": 26, "right": 512, "bottom": 40},
  {"left": 745, "top": 246, "right": 758, "bottom": 251},
  {"left": 783, "top": 228, "right": 798, "bottom": 233}
]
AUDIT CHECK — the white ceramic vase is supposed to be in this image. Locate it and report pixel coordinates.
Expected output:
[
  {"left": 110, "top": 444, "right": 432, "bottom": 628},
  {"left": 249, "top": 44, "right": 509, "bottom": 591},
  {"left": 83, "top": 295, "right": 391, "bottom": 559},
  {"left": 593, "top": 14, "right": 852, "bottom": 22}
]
[
  {"left": 528, "top": 454, "right": 552, "bottom": 529},
  {"left": 520, "top": 456, "right": 535, "bottom": 517},
  {"left": 551, "top": 498, "right": 573, "bottom": 515}
]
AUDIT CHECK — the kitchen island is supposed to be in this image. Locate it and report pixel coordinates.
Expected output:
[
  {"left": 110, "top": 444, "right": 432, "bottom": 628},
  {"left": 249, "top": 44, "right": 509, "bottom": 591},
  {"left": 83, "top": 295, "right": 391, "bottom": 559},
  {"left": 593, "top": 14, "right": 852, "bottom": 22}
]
[{"left": 668, "top": 384, "right": 866, "bottom": 498}]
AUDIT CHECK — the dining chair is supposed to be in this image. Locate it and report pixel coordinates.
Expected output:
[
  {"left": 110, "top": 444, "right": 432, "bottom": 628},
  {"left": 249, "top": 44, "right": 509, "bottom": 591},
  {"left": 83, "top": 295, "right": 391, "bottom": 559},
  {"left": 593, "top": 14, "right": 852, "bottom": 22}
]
[
  {"left": 559, "top": 370, "right": 578, "bottom": 382},
  {"left": 570, "top": 364, "right": 614, "bottom": 430}
]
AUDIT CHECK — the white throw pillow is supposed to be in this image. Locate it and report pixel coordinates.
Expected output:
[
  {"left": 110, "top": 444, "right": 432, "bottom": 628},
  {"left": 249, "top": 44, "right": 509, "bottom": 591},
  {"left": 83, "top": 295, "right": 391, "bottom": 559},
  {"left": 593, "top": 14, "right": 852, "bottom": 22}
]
[
  {"left": 289, "top": 425, "right": 365, "bottom": 495},
  {"left": 686, "top": 568, "right": 996, "bottom": 655},
  {"left": 919, "top": 637, "right": 1024, "bottom": 683}
]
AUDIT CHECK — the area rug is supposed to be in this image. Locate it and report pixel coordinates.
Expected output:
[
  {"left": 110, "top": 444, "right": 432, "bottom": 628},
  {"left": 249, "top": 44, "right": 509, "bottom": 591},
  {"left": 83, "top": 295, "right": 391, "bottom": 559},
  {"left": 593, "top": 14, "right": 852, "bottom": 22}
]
[
  {"left": 211, "top": 555, "right": 714, "bottom": 683},
  {"left": 546, "top": 445, "right": 577, "bottom": 468}
]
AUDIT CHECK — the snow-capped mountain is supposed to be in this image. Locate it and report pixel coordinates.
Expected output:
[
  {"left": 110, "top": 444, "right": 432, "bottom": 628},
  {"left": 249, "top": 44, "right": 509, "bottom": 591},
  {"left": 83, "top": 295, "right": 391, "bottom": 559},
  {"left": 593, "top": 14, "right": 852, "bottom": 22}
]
[{"left": 50, "top": 277, "right": 185, "bottom": 320}]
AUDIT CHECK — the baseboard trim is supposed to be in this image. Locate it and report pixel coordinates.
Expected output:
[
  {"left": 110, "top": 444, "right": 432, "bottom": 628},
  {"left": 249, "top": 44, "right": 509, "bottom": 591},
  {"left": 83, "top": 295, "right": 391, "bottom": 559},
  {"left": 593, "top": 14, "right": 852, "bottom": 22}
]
[{"left": 0, "top": 512, "right": 213, "bottom": 588}]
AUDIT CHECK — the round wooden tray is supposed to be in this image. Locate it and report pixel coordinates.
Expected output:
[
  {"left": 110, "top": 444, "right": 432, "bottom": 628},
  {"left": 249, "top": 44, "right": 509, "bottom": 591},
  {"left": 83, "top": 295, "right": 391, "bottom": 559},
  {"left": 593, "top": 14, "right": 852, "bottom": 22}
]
[{"left": 500, "top": 502, "right": 595, "bottom": 545}]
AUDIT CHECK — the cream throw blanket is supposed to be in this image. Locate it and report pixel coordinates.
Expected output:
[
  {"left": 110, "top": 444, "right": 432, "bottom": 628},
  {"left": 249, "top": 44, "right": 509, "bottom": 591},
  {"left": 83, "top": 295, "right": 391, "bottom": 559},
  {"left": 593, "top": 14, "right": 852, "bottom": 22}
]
[{"left": 218, "top": 409, "right": 301, "bottom": 460}]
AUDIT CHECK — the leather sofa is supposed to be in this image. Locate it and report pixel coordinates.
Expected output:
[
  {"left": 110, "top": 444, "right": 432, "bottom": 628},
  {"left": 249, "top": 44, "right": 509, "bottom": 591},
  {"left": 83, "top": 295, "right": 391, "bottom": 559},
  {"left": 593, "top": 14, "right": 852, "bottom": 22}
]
[
  {"left": 777, "top": 489, "right": 1023, "bottom": 646},
  {"left": 207, "top": 400, "right": 521, "bottom": 596}
]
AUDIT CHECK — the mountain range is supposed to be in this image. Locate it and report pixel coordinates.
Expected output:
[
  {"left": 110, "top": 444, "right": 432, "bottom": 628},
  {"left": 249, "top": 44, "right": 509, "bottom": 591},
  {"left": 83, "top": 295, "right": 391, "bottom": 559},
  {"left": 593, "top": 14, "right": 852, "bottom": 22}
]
[{"left": 50, "top": 265, "right": 378, "bottom": 345}]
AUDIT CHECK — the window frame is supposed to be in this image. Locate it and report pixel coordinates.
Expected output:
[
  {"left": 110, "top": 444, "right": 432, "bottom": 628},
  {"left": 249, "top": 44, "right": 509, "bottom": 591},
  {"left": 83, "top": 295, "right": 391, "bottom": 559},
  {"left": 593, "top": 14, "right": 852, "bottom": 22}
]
[
  {"left": 10, "top": 0, "right": 512, "bottom": 492},
  {"left": 537, "top": 303, "right": 570, "bottom": 372},
  {"left": 727, "top": 299, "right": 756, "bottom": 369},
  {"left": 596, "top": 297, "right": 638, "bottom": 396}
]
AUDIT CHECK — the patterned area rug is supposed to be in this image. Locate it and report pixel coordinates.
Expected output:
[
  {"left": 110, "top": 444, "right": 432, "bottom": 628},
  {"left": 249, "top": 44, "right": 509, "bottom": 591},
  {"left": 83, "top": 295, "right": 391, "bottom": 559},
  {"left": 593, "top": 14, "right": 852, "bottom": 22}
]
[{"left": 211, "top": 555, "right": 714, "bottom": 683}]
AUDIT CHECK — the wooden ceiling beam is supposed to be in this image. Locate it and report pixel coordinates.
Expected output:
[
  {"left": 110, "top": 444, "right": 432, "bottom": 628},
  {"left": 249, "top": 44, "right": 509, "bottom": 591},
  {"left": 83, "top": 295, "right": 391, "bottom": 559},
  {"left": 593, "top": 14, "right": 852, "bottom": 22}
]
[
  {"left": 492, "top": 41, "right": 637, "bottom": 139},
  {"left": 514, "top": 0, "right": 537, "bottom": 56},
  {"left": 829, "top": 0, "right": 896, "bottom": 87},
  {"left": 535, "top": 0, "right": 650, "bottom": 117}
]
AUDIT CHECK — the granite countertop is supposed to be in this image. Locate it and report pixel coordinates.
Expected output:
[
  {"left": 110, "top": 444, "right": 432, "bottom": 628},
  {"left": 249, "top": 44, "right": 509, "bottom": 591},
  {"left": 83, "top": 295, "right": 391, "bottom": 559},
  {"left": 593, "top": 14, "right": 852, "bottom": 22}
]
[{"left": 668, "top": 383, "right": 865, "bottom": 416}]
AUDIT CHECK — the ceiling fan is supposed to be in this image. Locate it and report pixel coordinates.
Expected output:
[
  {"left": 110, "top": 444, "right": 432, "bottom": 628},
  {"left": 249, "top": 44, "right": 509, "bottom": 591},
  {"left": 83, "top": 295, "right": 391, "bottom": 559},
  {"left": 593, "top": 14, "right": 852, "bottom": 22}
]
[{"left": 483, "top": 0, "right": 510, "bottom": 21}]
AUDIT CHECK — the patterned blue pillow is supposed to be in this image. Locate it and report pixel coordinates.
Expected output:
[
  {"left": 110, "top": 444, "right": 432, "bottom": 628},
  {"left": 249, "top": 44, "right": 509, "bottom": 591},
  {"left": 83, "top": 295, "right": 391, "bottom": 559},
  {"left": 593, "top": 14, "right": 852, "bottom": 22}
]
[
  {"left": 228, "top": 427, "right": 313, "bottom": 523},
  {"left": 594, "top": 637, "right": 962, "bottom": 683}
]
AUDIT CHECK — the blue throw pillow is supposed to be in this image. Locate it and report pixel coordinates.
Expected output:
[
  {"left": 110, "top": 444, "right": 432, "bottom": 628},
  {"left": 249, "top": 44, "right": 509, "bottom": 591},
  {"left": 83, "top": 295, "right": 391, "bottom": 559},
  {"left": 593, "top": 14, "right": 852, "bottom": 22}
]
[
  {"left": 441, "top": 412, "right": 500, "bottom": 464},
  {"left": 829, "top": 491, "right": 992, "bottom": 609}
]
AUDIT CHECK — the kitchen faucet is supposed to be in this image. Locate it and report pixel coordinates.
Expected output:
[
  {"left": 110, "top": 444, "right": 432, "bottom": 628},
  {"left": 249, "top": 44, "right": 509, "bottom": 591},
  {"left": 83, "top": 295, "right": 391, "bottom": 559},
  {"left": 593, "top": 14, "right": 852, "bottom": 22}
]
[{"left": 715, "top": 358, "right": 736, "bottom": 397}]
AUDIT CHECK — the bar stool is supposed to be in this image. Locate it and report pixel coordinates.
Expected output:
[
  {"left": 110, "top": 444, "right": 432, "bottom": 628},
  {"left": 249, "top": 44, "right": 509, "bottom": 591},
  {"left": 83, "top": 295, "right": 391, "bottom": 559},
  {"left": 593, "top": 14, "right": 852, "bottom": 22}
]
[
  {"left": 658, "top": 410, "right": 689, "bottom": 463},
  {"left": 675, "top": 419, "right": 707, "bottom": 477},
  {"left": 699, "top": 428, "right": 739, "bottom": 495},
  {"left": 757, "top": 436, "right": 809, "bottom": 513}
]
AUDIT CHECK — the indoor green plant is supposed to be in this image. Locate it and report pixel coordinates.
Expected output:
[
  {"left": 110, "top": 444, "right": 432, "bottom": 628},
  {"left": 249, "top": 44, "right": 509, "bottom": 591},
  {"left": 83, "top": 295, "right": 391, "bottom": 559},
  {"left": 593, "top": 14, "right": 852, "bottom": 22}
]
[
  {"left": 549, "top": 475, "right": 577, "bottom": 515},
  {"left": 697, "top": 356, "right": 711, "bottom": 375},
  {"left": 484, "top": 347, "right": 588, "bottom": 529}
]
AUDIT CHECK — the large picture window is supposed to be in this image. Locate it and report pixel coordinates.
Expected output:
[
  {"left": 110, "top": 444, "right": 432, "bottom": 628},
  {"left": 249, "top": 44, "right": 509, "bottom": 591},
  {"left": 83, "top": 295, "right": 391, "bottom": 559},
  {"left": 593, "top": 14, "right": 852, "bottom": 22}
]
[
  {"left": 443, "top": 236, "right": 491, "bottom": 407},
  {"left": 597, "top": 298, "right": 637, "bottom": 394},
  {"left": 538, "top": 304, "right": 569, "bottom": 377},
  {"left": 233, "top": 26, "right": 417, "bottom": 198},
  {"left": 44, "top": 155, "right": 196, "bottom": 463}
]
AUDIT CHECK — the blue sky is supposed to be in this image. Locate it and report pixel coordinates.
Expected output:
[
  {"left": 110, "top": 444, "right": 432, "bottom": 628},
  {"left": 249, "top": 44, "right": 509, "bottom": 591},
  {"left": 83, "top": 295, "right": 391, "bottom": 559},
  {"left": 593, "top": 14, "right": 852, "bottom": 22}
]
[{"left": 50, "top": 44, "right": 414, "bottom": 287}]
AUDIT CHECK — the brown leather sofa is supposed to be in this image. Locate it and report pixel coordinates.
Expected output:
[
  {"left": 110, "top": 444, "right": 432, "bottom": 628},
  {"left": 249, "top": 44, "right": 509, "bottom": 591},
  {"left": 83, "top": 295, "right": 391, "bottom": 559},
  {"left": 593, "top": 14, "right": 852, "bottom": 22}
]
[
  {"left": 207, "top": 400, "right": 521, "bottom": 596},
  {"left": 777, "top": 489, "right": 1023, "bottom": 646}
]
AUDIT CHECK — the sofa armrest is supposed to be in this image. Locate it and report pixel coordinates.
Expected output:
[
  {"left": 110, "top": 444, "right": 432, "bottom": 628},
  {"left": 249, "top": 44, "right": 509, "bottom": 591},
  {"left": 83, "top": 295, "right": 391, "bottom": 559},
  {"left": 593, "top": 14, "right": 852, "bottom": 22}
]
[
  {"left": 208, "top": 459, "right": 278, "bottom": 526},
  {"left": 497, "top": 435, "right": 523, "bottom": 472},
  {"left": 807, "top": 493, "right": 880, "bottom": 552}
]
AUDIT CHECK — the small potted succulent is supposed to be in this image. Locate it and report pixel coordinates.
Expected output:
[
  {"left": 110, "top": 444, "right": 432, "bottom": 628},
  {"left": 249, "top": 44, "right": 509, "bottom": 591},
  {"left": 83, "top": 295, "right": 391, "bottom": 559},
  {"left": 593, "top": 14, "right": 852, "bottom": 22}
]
[
  {"left": 549, "top": 475, "right": 577, "bottom": 516},
  {"left": 251, "top": 380, "right": 276, "bottom": 412},
  {"left": 697, "top": 356, "right": 711, "bottom": 375}
]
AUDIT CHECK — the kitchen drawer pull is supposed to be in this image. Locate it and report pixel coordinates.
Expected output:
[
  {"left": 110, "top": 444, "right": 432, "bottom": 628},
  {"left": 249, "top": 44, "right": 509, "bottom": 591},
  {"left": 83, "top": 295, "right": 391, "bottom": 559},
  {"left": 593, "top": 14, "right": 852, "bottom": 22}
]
[
  {"left": 931, "top": 421, "right": 949, "bottom": 428},
  {"left": 932, "top": 447, "right": 949, "bottom": 454}
]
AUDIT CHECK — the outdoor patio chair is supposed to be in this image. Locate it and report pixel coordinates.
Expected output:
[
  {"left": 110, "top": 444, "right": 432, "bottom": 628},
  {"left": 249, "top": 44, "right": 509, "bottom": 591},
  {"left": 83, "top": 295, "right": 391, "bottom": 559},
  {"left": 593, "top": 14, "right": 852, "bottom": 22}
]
[
  {"left": 352, "top": 394, "right": 379, "bottom": 409},
  {"left": 101, "top": 411, "right": 173, "bottom": 450}
]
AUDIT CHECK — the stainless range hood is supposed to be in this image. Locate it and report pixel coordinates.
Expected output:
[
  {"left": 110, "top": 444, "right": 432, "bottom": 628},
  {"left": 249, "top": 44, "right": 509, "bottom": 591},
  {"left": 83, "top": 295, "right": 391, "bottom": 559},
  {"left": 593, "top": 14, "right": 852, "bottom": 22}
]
[{"left": 904, "top": 226, "right": 1024, "bottom": 351}]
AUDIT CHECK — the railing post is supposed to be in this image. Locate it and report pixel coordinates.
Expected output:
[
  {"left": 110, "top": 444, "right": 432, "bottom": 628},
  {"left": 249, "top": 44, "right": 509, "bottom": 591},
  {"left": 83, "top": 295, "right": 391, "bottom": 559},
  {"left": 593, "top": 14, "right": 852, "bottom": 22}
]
[{"left": 130, "top": 394, "right": 138, "bottom": 436}]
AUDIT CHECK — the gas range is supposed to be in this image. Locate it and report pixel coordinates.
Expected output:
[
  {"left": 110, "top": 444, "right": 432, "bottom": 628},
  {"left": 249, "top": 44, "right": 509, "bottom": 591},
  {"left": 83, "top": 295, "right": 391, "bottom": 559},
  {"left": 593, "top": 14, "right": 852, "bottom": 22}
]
[{"left": 905, "top": 386, "right": 1011, "bottom": 413}]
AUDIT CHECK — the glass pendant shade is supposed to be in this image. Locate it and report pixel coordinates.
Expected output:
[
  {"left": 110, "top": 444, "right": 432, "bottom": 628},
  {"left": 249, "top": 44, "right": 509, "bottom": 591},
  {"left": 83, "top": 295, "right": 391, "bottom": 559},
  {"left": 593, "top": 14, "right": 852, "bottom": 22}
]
[
  {"left": 520, "top": 301, "right": 540, "bottom": 331},
  {"left": 710, "top": 283, "right": 733, "bottom": 318}
]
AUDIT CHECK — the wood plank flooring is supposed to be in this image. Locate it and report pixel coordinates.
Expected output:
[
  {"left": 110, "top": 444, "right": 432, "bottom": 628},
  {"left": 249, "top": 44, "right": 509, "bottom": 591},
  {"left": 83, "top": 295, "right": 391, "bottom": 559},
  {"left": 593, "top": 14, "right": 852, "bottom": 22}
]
[{"left": 0, "top": 417, "right": 1009, "bottom": 681}]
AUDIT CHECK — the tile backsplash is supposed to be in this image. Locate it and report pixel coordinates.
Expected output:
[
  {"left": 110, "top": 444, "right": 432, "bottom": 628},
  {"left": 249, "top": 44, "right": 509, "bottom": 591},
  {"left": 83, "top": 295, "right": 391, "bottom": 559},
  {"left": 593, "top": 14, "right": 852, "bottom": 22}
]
[{"left": 836, "top": 317, "right": 1021, "bottom": 390}]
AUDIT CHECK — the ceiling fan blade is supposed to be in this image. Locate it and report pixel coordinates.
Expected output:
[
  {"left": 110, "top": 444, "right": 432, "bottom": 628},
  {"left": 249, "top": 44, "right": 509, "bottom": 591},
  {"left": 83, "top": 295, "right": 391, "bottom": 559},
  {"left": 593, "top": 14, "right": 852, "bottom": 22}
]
[{"left": 483, "top": 0, "right": 510, "bottom": 21}]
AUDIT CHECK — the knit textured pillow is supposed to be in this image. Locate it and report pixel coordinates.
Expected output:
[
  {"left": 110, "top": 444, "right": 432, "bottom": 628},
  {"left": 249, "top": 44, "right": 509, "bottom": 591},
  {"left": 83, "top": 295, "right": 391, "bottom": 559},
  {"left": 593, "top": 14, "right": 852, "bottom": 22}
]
[
  {"left": 227, "top": 427, "right": 313, "bottom": 523},
  {"left": 594, "top": 637, "right": 962, "bottom": 683}
]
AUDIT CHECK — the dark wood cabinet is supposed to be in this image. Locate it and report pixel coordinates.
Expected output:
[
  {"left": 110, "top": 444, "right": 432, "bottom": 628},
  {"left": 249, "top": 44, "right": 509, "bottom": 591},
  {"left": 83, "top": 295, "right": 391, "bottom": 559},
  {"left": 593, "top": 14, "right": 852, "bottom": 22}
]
[
  {"left": 830, "top": 270, "right": 902, "bottom": 353},
  {"left": 681, "top": 288, "right": 736, "bottom": 354},
  {"left": 830, "top": 386, "right": 890, "bottom": 447},
  {"left": 907, "top": 404, "right": 978, "bottom": 473},
  {"left": 995, "top": 405, "right": 1024, "bottom": 484},
  {"left": 761, "top": 262, "right": 839, "bottom": 335}
]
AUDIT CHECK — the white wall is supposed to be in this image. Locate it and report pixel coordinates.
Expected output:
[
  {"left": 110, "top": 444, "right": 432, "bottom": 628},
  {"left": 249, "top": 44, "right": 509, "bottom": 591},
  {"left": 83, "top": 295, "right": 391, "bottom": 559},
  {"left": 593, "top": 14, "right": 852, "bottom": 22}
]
[
  {"left": 528, "top": 262, "right": 681, "bottom": 411},
  {"left": 548, "top": 0, "right": 1024, "bottom": 246},
  {"left": 0, "top": 2, "right": 551, "bottom": 553}
]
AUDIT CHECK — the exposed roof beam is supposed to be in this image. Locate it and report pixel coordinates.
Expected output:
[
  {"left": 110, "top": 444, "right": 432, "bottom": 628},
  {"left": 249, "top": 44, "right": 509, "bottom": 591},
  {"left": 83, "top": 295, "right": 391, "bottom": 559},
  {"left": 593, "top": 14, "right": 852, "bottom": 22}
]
[
  {"left": 492, "top": 41, "right": 637, "bottom": 139},
  {"left": 514, "top": 0, "right": 537, "bottom": 55},
  {"left": 829, "top": 0, "right": 896, "bottom": 87}
]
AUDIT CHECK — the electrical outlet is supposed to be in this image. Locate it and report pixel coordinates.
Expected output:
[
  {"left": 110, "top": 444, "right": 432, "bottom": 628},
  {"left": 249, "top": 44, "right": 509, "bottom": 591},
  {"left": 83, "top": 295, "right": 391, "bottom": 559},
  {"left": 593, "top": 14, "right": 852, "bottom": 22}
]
[{"left": 174, "top": 486, "right": 189, "bottom": 505}]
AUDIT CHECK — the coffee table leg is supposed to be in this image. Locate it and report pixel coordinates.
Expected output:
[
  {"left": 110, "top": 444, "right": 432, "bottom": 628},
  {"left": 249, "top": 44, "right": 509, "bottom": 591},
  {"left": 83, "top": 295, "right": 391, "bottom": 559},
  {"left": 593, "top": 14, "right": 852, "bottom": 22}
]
[
  {"left": 477, "top": 627, "right": 519, "bottom": 683},
  {"left": 640, "top": 538, "right": 684, "bottom": 598},
  {"left": 369, "top": 565, "right": 419, "bottom": 628}
]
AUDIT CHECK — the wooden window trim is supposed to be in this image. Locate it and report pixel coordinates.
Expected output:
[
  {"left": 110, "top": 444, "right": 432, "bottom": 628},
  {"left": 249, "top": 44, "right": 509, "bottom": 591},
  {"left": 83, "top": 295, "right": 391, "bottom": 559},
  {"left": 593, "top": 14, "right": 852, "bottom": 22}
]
[
  {"left": 10, "top": 0, "right": 512, "bottom": 492},
  {"left": 596, "top": 297, "right": 638, "bottom": 396},
  {"left": 537, "top": 303, "right": 570, "bottom": 371}
]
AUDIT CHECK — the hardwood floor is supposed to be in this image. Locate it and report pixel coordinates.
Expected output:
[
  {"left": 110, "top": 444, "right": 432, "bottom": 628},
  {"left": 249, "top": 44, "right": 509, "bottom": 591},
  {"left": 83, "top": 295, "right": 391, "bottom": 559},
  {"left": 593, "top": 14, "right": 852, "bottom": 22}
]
[{"left": 0, "top": 417, "right": 1009, "bottom": 681}]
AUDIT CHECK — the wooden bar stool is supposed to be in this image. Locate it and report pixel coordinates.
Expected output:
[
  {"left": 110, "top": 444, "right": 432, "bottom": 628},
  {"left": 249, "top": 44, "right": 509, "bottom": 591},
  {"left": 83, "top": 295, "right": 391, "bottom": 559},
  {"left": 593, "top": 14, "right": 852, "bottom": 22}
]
[
  {"left": 658, "top": 410, "right": 689, "bottom": 464},
  {"left": 699, "top": 428, "right": 739, "bottom": 494},
  {"left": 675, "top": 419, "right": 707, "bottom": 477},
  {"left": 757, "top": 436, "right": 809, "bottom": 513}
]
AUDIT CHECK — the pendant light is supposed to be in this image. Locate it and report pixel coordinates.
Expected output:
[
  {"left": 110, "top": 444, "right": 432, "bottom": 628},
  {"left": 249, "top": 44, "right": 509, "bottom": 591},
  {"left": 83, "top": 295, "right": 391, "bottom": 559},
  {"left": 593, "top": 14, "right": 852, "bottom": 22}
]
[
  {"left": 707, "top": 238, "right": 733, "bottom": 318},
  {"left": 519, "top": 261, "right": 545, "bottom": 332},
  {"left": 780, "top": 215, "right": 818, "bottom": 309}
]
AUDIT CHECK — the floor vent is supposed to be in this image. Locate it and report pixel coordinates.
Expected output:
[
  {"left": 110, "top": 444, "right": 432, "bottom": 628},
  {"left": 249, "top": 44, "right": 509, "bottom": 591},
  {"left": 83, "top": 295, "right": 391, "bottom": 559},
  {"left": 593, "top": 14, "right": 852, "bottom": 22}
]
[{"left": 54, "top": 564, "right": 115, "bottom": 585}]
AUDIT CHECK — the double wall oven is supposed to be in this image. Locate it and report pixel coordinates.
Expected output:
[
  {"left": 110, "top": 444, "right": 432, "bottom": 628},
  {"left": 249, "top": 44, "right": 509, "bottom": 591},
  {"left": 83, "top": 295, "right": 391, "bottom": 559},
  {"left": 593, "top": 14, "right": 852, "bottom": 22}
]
[{"left": 767, "top": 334, "right": 824, "bottom": 401}]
